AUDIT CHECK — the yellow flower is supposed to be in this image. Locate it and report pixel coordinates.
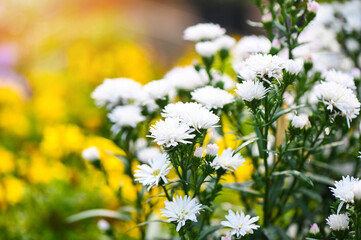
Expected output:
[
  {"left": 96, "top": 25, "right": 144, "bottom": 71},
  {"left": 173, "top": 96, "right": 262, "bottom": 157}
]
[
  {"left": 0, "top": 148, "right": 15, "bottom": 174},
  {"left": 27, "top": 155, "right": 68, "bottom": 184},
  {"left": 0, "top": 176, "right": 25, "bottom": 208}
]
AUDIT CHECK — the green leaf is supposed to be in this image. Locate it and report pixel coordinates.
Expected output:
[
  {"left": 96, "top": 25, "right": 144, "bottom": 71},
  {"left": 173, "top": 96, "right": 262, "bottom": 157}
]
[
  {"left": 125, "top": 220, "right": 168, "bottom": 233},
  {"left": 273, "top": 21, "right": 288, "bottom": 36},
  {"left": 306, "top": 172, "right": 334, "bottom": 185},
  {"left": 272, "top": 170, "right": 314, "bottom": 187},
  {"left": 233, "top": 136, "right": 259, "bottom": 155},
  {"left": 223, "top": 182, "right": 261, "bottom": 196},
  {"left": 268, "top": 105, "right": 305, "bottom": 126},
  {"left": 297, "top": 187, "right": 322, "bottom": 202},
  {"left": 199, "top": 225, "right": 222, "bottom": 240},
  {"left": 263, "top": 226, "right": 278, "bottom": 240},
  {"left": 67, "top": 209, "right": 131, "bottom": 223}
]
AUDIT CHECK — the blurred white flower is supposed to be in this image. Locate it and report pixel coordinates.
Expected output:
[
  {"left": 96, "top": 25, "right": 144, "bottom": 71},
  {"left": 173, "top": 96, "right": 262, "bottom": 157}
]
[
  {"left": 234, "top": 35, "right": 271, "bottom": 60},
  {"left": 191, "top": 86, "right": 234, "bottom": 109},
  {"left": 212, "top": 148, "right": 245, "bottom": 171},
  {"left": 326, "top": 214, "right": 349, "bottom": 231},
  {"left": 195, "top": 41, "right": 219, "bottom": 57},
  {"left": 97, "top": 219, "right": 110, "bottom": 231},
  {"left": 307, "top": 1, "right": 320, "bottom": 13},
  {"left": 149, "top": 118, "right": 195, "bottom": 147},
  {"left": 221, "top": 210, "right": 260, "bottom": 238},
  {"left": 108, "top": 105, "right": 145, "bottom": 134},
  {"left": 215, "top": 35, "right": 236, "bottom": 50},
  {"left": 205, "top": 143, "right": 219, "bottom": 156},
  {"left": 161, "top": 195, "right": 203, "bottom": 231},
  {"left": 164, "top": 66, "right": 208, "bottom": 91},
  {"left": 345, "top": 38, "right": 359, "bottom": 52},
  {"left": 82, "top": 146, "right": 100, "bottom": 162},
  {"left": 351, "top": 180, "right": 361, "bottom": 201},
  {"left": 292, "top": 114, "right": 311, "bottom": 129},
  {"left": 183, "top": 23, "right": 226, "bottom": 41},
  {"left": 309, "top": 223, "right": 320, "bottom": 235},
  {"left": 134, "top": 153, "right": 172, "bottom": 190},
  {"left": 137, "top": 147, "right": 161, "bottom": 163},
  {"left": 315, "top": 82, "right": 360, "bottom": 127},
  {"left": 324, "top": 69, "right": 356, "bottom": 89},
  {"left": 143, "top": 79, "right": 172, "bottom": 100},
  {"left": 234, "top": 54, "right": 285, "bottom": 82},
  {"left": 194, "top": 147, "right": 203, "bottom": 158},
  {"left": 91, "top": 78, "right": 142, "bottom": 108},
  {"left": 162, "top": 102, "right": 219, "bottom": 130},
  {"left": 235, "top": 80, "right": 269, "bottom": 102},
  {"left": 330, "top": 175, "right": 360, "bottom": 204},
  {"left": 285, "top": 59, "right": 303, "bottom": 75}
]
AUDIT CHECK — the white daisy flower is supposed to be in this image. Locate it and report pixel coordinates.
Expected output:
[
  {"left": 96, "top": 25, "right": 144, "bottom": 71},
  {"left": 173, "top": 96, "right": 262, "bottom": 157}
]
[
  {"left": 183, "top": 23, "right": 226, "bottom": 41},
  {"left": 205, "top": 143, "right": 219, "bottom": 156},
  {"left": 164, "top": 66, "right": 209, "bottom": 91},
  {"left": 191, "top": 86, "right": 234, "bottom": 109},
  {"left": 234, "top": 35, "right": 271, "bottom": 61},
  {"left": 91, "top": 78, "right": 142, "bottom": 108},
  {"left": 148, "top": 118, "right": 195, "bottom": 147},
  {"left": 221, "top": 210, "right": 260, "bottom": 238},
  {"left": 291, "top": 114, "right": 311, "bottom": 129},
  {"left": 234, "top": 54, "right": 285, "bottom": 82},
  {"left": 195, "top": 41, "right": 219, "bottom": 58},
  {"left": 137, "top": 147, "right": 161, "bottom": 163},
  {"left": 214, "top": 35, "right": 236, "bottom": 50},
  {"left": 82, "top": 146, "right": 100, "bottom": 162},
  {"left": 326, "top": 214, "right": 349, "bottom": 231},
  {"left": 285, "top": 59, "right": 303, "bottom": 75},
  {"left": 162, "top": 102, "right": 219, "bottom": 130},
  {"left": 324, "top": 69, "right": 356, "bottom": 90},
  {"left": 211, "top": 148, "right": 245, "bottom": 171},
  {"left": 194, "top": 147, "right": 203, "bottom": 158},
  {"left": 134, "top": 153, "right": 172, "bottom": 190},
  {"left": 315, "top": 82, "right": 360, "bottom": 127},
  {"left": 108, "top": 105, "right": 145, "bottom": 134},
  {"left": 160, "top": 195, "right": 203, "bottom": 232},
  {"left": 330, "top": 175, "right": 360, "bottom": 204},
  {"left": 143, "top": 79, "right": 172, "bottom": 100},
  {"left": 235, "top": 80, "right": 269, "bottom": 102}
]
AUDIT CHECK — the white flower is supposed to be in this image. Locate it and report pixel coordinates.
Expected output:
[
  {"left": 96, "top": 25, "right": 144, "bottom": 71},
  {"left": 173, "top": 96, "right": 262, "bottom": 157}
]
[
  {"left": 324, "top": 69, "right": 356, "bottom": 90},
  {"left": 351, "top": 180, "right": 361, "bottom": 201},
  {"left": 326, "top": 214, "right": 349, "bottom": 231},
  {"left": 212, "top": 148, "right": 245, "bottom": 171},
  {"left": 285, "top": 59, "right": 303, "bottom": 75},
  {"left": 330, "top": 175, "right": 360, "bottom": 204},
  {"left": 143, "top": 79, "right": 172, "bottom": 100},
  {"left": 205, "top": 144, "right": 219, "bottom": 156},
  {"left": 307, "top": 1, "right": 320, "bottom": 13},
  {"left": 292, "top": 114, "right": 311, "bottom": 129},
  {"left": 345, "top": 38, "right": 359, "bottom": 52},
  {"left": 148, "top": 118, "right": 195, "bottom": 147},
  {"left": 108, "top": 105, "right": 145, "bottom": 134},
  {"left": 194, "top": 147, "right": 203, "bottom": 158},
  {"left": 134, "top": 153, "right": 172, "bottom": 190},
  {"left": 191, "top": 86, "right": 234, "bottom": 109},
  {"left": 97, "top": 219, "right": 110, "bottom": 231},
  {"left": 160, "top": 195, "right": 203, "bottom": 232},
  {"left": 235, "top": 80, "right": 269, "bottom": 102},
  {"left": 162, "top": 102, "right": 219, "bottom": 130},
  {"left": 183, "top": 23, "right": 226, "bottom": 41},
  {"left": 164, "top": 66, "right": 209, "bottom": 91},
  {"left": 82, "top": 146, "right": 100, "bottom": 162},
  {"left": 234, "top": 35, "right": 271, "bottom": 61},
  {"left": 221, "top": 210, "right": 260, "bottom": 238},
  {"left": 309, "top": 223, "right": 320, "bottom": 235},
  {"left": 195, "top": 41, "right": 219, "bottom": 57},
  {"left": 137, "top": 147, "right": 161, "bottom": 163},
  {"left": 234, "top": 54, "right": 285, "bottom": 82},
  {"left": 215, "top": 35, "right": 236, "bottom": 50},
  {"left": 315, "top": 82, "right": 360, "bottom": 127},
  {"left": 91, "top": 78, "right": 142, "bottom": 108}
]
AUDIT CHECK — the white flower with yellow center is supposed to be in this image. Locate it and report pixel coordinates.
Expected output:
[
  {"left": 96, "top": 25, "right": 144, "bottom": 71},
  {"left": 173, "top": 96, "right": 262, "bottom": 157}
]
[
  {"left": 161, "top": 195, "right": 203, "bottom": 231},
  {"left": 221, "top": 210, "right": 260, "bottom": 238},
  {"left": 134, "top": 154, "right": 172, "bottom": 190}
]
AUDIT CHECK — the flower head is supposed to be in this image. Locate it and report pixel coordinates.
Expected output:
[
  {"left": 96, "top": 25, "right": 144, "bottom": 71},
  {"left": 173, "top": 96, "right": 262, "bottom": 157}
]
[
  {"left": 143, "top": 79, "right": 172, "bottom": 100},
  {"left": 285, "top": 59, "right": 303, "bottom": 75},
  {"left": 148, "top": 118, "right": 195, "bottom": 147},
  {"left": 324, "top": 69, "right": 355, "bottom": 90},
  {"left": 214, "top": 35, "right": 236, "bottom": 50},
  {"left": 309, "top": 223, "right": 320, "bottom": 235},
  {"left": 351, "top": 181, "right": 361, "bottom": 201},
  {"left": 211, "top": 148, "right": 245, "bottom": 171},
  {"left": 195, "top": 41, "right": 219, "bottom": 57},
  {"left": 205, "top": 144, "right": 219, "bottom": 156},
  {"left": 194, "top": 147, "right": 203, "bottom": 158},
  {"left": 161, "top": 195, "right": 203, "bottom": 231},
  {"left": 164, "top": 66, "right": 208, "bottom": 91},
  {"left": 315, "top": 82, "right": 360, "bottom": 127},
  {"left": 162, "top": 102, "right": 219, "bottom": 130},
  {"left": 307, "top": 1, "right": 320, "bottom": 13},
  {"left": 82, "top": 147, "right": 100, "bottom": 162},
  {"left": 326, "top": 214, "right": 349, "bottom": 231},
  {"left": 234, "top": 35, "right": 271, "bottom": 60},
  {"left": 292, "top": 114, "right": 311, "bottom": 129},
  {"left": 91, "top": 78, "right": 142, "bottom": 108},
  {"left": 330, "top": 175, "right": 360, "bottom": 204},
  {"left": 137, "top": 147, "right": 161, "bottom": 163},
  {"left": 221, "top": 210, "right": 260, "bottom": 238},
  {"left": 183, "top": 23, "right": 226, "bottom": 41},
  {"left": 134, "top": 154, "right": 172, "bottom": 190},
  {"left": 108, "top": 105, "right": 145, "bottom": 134},
  {"left": 235, "top": 80, "right": 269, "bottom": 102},
  {"left": 191, "top": 86, "right": 234, "bottom": 109}
]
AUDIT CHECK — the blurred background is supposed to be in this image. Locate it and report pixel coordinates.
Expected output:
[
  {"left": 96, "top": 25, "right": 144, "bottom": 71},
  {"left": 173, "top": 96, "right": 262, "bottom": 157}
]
[{"left": 0, "top": 0, "right": 259, "bottom": 239}]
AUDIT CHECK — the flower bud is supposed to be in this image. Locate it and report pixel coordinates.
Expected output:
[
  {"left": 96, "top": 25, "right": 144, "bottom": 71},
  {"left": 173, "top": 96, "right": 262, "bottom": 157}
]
[
  {"left": 292, "top": 114, "right": 311, "bottom": 129},
  {"left": 82, "top": 146, "right": 100, "bottom": 162},
  {"left": 309, "top": 223, "right": 320, "bottom": 235},
  {"left": 262, "top": 12, "right": 272, "bottom": 23},
  {"left": 205, "top": 144, "right": 219, "bottom": 156},
  {"left": 97, "top": 219, "right": 110, "bottom": 232},
  {"left": 194, "top": 147, "right": 203, "bottom": 158},
  {"left": 307, "top": 1, "right": 320, "bottom": 13}
]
